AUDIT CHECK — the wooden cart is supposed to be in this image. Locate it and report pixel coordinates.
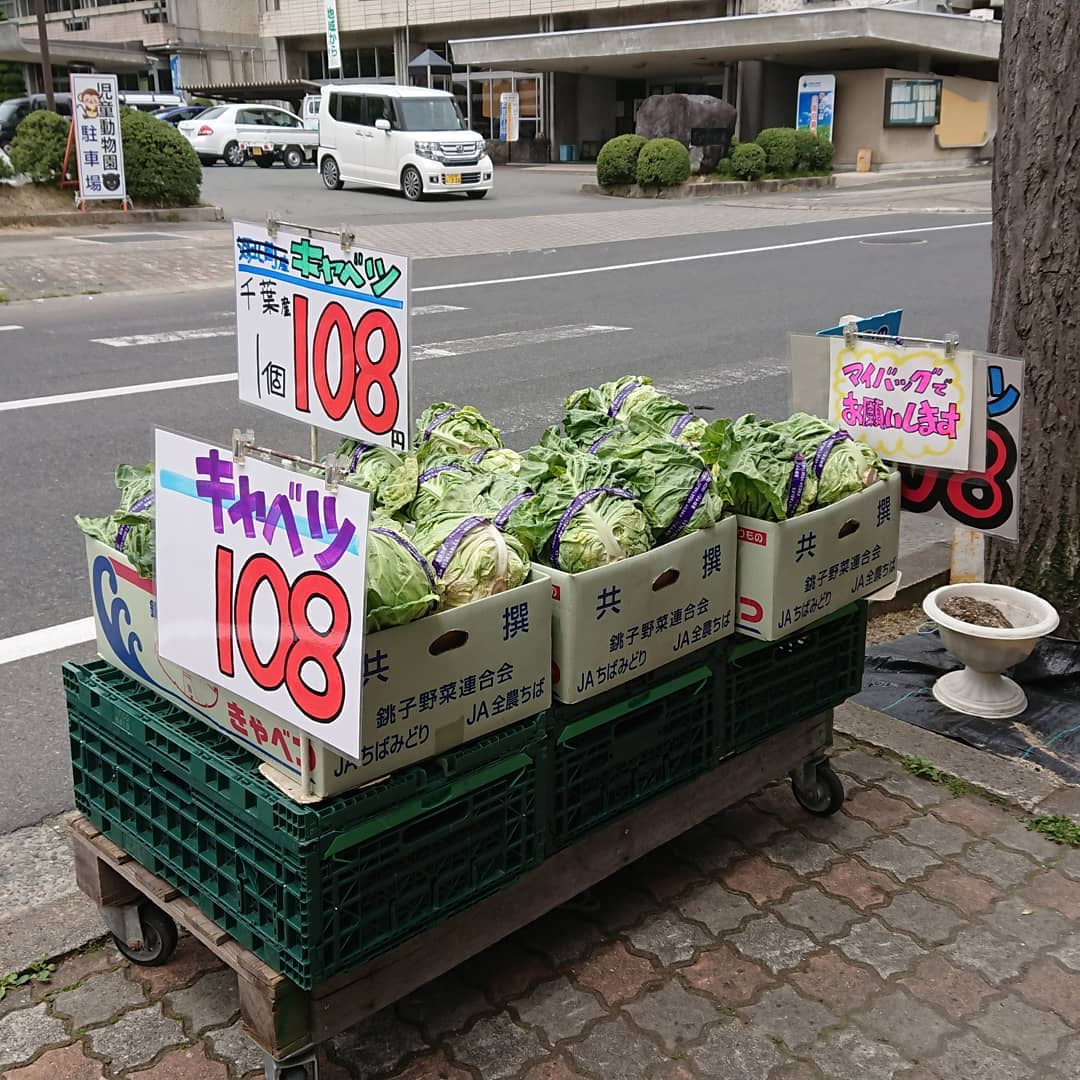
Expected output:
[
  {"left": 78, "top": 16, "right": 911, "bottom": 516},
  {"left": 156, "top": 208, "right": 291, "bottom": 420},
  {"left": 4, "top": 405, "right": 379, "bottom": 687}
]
[{"left": 70, "top": 711, "right": 840, "bottom": 1080}]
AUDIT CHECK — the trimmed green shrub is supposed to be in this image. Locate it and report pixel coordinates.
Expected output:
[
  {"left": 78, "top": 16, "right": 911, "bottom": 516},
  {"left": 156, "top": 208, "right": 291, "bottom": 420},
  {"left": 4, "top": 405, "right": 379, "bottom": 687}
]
[
  {"left": 121, "top": 108, "right": 202, "bottom": 206},
  {"left": 713, "top": 156, "right": 735, "bottom": 178},
  {"left": 9, "top": 109, "right": 70, "bottom": 183},
  {"left": 0, "top": 151, "right": 12, "bottom": 180},
  {"left": 596, "top": 134, "right": 647, "bottom": 186},
  {"left": 755, "top": 127, "right": 798, "bottom": 174},
  {"left": 635, "top": 137, "right": 690, "bottom": 187},
  {"left": 809, "top": 133, "right": 834, "bottom": 172},
  {"left": 794, "top": 129, "right": 819, "bottom": 170},
  {"left": 730, "top": 141, "right": 766, "bottom": 181}
]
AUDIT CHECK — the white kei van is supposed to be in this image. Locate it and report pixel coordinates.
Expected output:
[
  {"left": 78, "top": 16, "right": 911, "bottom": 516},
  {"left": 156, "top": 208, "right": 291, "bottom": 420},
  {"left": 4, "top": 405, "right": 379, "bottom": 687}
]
[{"left": 317, "top": 84, "right": 493, "bottom": 201}]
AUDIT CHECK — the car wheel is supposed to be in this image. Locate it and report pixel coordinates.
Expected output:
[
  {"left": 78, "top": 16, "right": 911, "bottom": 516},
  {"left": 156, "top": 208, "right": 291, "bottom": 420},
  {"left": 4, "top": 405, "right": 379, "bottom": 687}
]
[
  {"left": 253, "top": 155, "right": 274, "bottom": 168},
  {"left": 321, "top": 155, "right": 344, "bottom": 190},
  {"left": 223, "top": 140, "right": 245, "bottom": 167},
  {"left": 466, "top": 190, "right": 488, "bottom": 200},
  {"left": 401, "top": 165, "right": 424, "bottom": 202},
  {"left": 283, "top": 146, "right": 304, "bottom": 170}
]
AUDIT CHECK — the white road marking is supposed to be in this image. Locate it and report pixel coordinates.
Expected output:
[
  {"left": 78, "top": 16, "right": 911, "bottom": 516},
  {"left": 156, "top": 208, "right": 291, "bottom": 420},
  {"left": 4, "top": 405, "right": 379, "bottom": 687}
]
[
  {"left": 0, "top": 372, "right": 239, "bottom": 412},
  {"left": 0, "top": 617, "right": 95, "bottom": 667},
  {"left": 0, "top": 324, "right": 24, "bottom": 332},
  {"left": 92, "top": 326, "right": 235, "bottom": 347},
  {"left": 414, "top": 220, "right": 991, "bottom": 294},
  {"left": 662, "top": 363, "right": 790, "bottom": 398},
  {"left": 412, "top": 303, "right": 467, "bottom": 315},
  {"left": 0, "top": 325, "right": 627, "bottom": 411},
  {"left": 413, "top": 324, "right": 629, "bottom": 361}
]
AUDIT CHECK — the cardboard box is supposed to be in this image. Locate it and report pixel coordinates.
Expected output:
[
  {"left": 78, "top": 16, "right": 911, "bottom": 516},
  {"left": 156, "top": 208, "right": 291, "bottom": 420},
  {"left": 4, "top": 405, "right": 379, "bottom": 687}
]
[
  {"left": 543, "top": 518, "right": 737, "bottom": 704},
  {"left": 84, "top": 537, "right": 551, "bottom": 797},
  {"left": 734, "top": 472, "right": 901, "bottom": 641}
]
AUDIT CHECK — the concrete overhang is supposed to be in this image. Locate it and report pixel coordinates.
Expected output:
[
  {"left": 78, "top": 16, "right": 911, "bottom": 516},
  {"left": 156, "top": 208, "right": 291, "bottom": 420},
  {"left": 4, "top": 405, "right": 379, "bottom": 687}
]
[
  {"left": 450, "top": 5, "right": 1001, "bottom": 79},
  {"left": 0, "top": 22, "right": 153, "bottom": 70}
]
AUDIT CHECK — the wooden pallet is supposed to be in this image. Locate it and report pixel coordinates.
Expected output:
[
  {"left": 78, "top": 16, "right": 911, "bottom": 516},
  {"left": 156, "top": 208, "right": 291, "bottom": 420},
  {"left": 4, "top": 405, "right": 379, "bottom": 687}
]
[{"left": 69, "top": 711, "right": 830, "bottom": 1068}]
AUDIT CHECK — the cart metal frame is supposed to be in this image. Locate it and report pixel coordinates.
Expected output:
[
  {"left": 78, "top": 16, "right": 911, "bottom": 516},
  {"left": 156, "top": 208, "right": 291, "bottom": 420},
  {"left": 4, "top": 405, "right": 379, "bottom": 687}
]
[{"left": 70, "top": 710, "right": 839, "bottom": 1080}]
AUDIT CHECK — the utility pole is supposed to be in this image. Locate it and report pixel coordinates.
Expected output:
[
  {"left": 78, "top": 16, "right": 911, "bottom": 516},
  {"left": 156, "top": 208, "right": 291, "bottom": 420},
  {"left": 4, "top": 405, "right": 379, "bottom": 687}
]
[{"left": 35, "top": 0, "right": 54, "bottom": 111}]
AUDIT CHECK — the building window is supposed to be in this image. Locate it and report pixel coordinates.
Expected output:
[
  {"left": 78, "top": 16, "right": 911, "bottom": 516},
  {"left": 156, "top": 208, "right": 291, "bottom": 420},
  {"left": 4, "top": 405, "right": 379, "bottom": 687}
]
[
  {"left": 884, "top": 78, "right": 942, "bottom": 127},
  {"left": 304, "top": 46, "right": 390, "bottom": 81}
]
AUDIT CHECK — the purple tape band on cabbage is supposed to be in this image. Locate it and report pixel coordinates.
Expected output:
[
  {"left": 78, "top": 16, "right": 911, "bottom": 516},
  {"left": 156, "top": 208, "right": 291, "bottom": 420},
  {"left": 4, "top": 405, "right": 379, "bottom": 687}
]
[
  {"left": 586, "top": 430, "right": 618, "bottom": 455},
  {"left": 349, "top": 443, "right": 372, "bottom": 473},
  {"left": 417, "top": 463, "right": 467, "bottom": 484},
  {"left": 659, "top": 469, "right": 712, "bottom": 543},
  {"left": 549, "top": 486, "right": 636, "bottom": 568},
  {"left": 786, "top": 452, "right": 808, "bottom": 519},
  {"left": 494, "top": 491, "right": 534, "bottom": 529},
  {"left": 670, "top": 413, "right": 695, "bottom": 438},
  {"left": 607, "top": 381, "right": 639, "bottom": 418},
  {"left": 432, "top": 515, "right": 490, "bottom": 578},
  {"left": 811, "top": 430, "right": 852, "bottom": 478},
  {"left": 114, "top": 492, "right": 155, "bottom": 553},
  {"left": 372, "top": 526, "right": 439, "bottom": 602},
  {"left": 471, "top": 449, "right": 488, "bottom": 463},
  {"left": 421, "top": 406, "right": 459, "bottom": 442}
]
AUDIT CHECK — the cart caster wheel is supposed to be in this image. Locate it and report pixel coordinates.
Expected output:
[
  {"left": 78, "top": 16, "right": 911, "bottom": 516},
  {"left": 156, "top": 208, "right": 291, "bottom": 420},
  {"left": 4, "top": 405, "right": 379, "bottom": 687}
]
[
  {"left": 278, "top": 1067, "right": 310, "bottom": 1080},
  {"left": 112, "top": 903, "right": 178, "bottom": 966},
  {"left": 792, "top": 760, "right": 845, "bottom": 816}
]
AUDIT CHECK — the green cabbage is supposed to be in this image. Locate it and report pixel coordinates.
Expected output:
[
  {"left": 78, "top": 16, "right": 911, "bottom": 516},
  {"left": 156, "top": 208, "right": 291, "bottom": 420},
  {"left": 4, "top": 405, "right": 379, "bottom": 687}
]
[
  {"left": 565, "top": 376, "right": 707, "bottom": 446},
  {"left": 366, "top": 518, "right": 441, "bottom": 631},
  {"left": 516, "top": 450, "right": 653, "bottom": 571},
  {"left": 469, "top": 446, "right": 524, "bottom": 474},
  {"left": 76, "top": 464, "right": 156, "bottom": 578},
  {"left": 413, "top": 513, "right": 530, "bottom": 607},
  {"left": 408, "top": 459, "right": 492, "bottom": 522},
  {"left": 416, "top": 402, "right": 503, "bottom": 459},
  {"left": 700, "top": 416, "right": 819, "bottom": 521},
  {"left": 337, "top": 440, "right": 418, "bottom": 515},
  {"left": 768, "top": 413, "right": 890, "bottom": 507}
]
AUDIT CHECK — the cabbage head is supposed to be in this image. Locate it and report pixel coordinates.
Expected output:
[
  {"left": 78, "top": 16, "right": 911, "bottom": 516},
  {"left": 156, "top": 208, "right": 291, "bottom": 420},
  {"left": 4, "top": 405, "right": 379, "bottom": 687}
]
[
  {"left": 517, "top": 450, "right": 653, "bottom": 571},
  {"left": 700, "top": 416, "right": 818, "bottom": 521},
  {"left": 366, "top": 518, "right": 440, "bottom": 630},
  {"left": 469, "top": 446, "right": 524, "bottom": 474},
  {"left": 338, "top": 440, "right": 418, "bottom": 515},
  {"left": 408, "top": 459, "right": 491, "bottom": 523},
  {"left": 416, "top": 402, "right": 503, "bottom": 458},
  {"left": 769, "top": 413, "right": 890, "bottom": 507},
  {"left": 76, "top": 463, "right": 156, "bottom": 578},
  {"left": 564, "top": 379, "right": 706, "bottom": 446},
  {"left": 565, "top": 375, "right": 662, "bottom": 423},
  {"left": 413, "top": 513, "right": 530, "bottom": 607}
]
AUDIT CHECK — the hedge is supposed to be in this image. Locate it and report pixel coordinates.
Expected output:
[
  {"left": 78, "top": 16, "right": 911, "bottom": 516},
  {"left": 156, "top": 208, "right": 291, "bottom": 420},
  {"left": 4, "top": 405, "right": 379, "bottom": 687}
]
[
  {"left": 730, "top": 142, "right": 766, "bottom": 181},
  {"left": 596, "top": 133, "right": 647, "bottom": 186},
  {"left": 120, "top": 108, "right": 202, "bottom": 206},
  {"left": 635, "top": 137, "right": 690, "bottom": 187},
  {"left": 755, "top": 127, "right": 798, "bottom": 174},
  {"left": 9, "top": 110, "right": 71, "bottom": 183}
]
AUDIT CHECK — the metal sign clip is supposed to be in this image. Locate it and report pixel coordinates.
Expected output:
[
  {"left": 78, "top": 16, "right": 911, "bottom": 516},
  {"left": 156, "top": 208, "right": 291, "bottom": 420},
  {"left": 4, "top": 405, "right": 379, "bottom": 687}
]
[
  {"left": 324, "top": 454, "right": 348, "bottom": 492},
  {"left": 339, "top": 225, "right": 355, "bottom": 253},
  {"left": 944, "top": 332, "right": 960, "bottom": 361},
  {"left": 265, "top": 213, "right": 279, "bottom": 239},
  {"left": 842, "top": 316, "right": 858, "bottom": 351},
  {"left": 232, "top": 428, "right": 254, "bottom": 465}
]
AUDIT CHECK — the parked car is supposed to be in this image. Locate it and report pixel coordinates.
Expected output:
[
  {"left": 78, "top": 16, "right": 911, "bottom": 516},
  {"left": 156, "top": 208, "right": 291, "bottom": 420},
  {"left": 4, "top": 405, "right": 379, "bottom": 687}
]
[
  {"left": 0, "top": 93, "right": 72, "bottom": 153},
  {"left": 119, "top": 92, "right": 184, "bottom": 113},
  {"left": 317, "top": 84, "right": 493, "bottom": 201},
  {"left": 178, "top": 103, "right": 312, "bottom": 167},
  {"left": 152, "top": 105, "right": 209, "bottom": 127}
]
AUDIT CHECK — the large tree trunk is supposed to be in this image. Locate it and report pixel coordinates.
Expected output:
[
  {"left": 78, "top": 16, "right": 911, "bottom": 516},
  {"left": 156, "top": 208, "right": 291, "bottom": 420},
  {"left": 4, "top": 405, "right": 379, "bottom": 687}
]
[{"left": 987, "top": 4, "right": 1080, "bottom": 635}]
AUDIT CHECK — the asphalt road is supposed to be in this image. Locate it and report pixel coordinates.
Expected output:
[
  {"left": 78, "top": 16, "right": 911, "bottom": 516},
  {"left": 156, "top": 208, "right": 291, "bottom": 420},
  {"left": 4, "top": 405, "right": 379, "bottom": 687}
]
[{"left": 0, "top": 202, "right": 992, "bottom": 831}]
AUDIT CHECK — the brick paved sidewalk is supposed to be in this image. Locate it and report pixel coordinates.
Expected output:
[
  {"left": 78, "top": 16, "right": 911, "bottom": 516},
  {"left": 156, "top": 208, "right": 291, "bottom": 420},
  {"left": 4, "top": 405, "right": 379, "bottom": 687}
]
[{"left": 2, "top": 737, "right": 1078, "bottom": 1079}]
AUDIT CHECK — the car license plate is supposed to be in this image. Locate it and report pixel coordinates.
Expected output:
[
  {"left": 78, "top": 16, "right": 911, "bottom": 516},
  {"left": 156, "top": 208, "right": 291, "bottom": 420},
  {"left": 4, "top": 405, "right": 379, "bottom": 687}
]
[
  {"left": 445, "top": 173, "right": 461, "bottom": 185},
  {"left": 251, "top": 146, "right": 261, "bottom": 156}
]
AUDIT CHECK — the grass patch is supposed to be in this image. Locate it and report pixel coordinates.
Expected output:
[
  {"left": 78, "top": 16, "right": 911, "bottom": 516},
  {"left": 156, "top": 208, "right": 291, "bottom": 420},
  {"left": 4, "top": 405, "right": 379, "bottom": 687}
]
[
  {"left": 1027, "top": 815, "right": 1080, "bottom": 847},
  {"left": 902, "top": 756, "right": 968, "bottom": 798},
  {"left": 0, "top": 291, "right": 9, "bottom": 303}
]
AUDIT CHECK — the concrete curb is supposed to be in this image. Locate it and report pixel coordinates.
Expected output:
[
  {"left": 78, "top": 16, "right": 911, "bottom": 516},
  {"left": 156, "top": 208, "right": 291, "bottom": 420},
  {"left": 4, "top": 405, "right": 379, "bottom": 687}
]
[
  {"left": 0, "top": 205, "right": 224, "bottom": 228},
  {"left": 580, "top": 176, "right": 837, "bottom": 199}
]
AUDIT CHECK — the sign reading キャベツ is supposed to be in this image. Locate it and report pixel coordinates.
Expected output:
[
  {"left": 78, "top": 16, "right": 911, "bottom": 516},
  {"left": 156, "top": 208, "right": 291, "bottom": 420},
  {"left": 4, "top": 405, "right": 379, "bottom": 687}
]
[
  {"left": 233, "top": 222, "right": 411, "bottom": 450},
  {"left": 154, "top": 429, "right": 371, "bottom": 759},
  {"left": 70, "top": 73, "right": 126, "bottom": 203}
]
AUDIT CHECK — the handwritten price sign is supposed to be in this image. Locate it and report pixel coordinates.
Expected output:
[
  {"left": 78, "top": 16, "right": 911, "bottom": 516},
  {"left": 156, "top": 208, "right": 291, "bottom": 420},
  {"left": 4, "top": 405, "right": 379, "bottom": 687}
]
[
  {"left": 827, "top": 338, "right": 974, "bottom": 471},
  {"left": 155, "top": 430, "right": 371, "bottom": 759},
  {"left": 233, "top": 222, "right": 410, "bottom": 450}
]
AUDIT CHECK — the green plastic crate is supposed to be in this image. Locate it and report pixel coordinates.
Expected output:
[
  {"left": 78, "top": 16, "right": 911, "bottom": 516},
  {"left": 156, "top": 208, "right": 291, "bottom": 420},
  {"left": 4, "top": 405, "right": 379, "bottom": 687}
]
[
  {"left": 547, "top": 660, "right": 721, "bottom": 852},
  {"left": 722, "top": 601, "right": 867, "bottom": 754},
  {"left": 69, "top": 704, "right": 544, "bottom": 989},
  {"left": 64, "top": 660, "right": 545, "bottom": 856}
]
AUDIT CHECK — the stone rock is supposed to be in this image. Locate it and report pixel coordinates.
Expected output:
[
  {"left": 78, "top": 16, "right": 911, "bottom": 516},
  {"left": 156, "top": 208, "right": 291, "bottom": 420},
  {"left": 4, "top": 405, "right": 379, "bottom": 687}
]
[{"left": 635, "top": 94, "right": 737, "bottom": 174}]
